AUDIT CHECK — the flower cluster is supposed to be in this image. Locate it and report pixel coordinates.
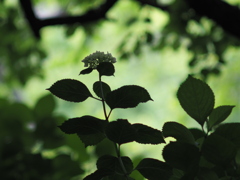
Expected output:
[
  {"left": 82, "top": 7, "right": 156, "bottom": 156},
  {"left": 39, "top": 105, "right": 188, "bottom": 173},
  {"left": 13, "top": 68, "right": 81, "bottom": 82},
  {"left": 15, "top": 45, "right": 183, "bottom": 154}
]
[{"left": 82, "top": 51, "right": 117, "bottom": 69}]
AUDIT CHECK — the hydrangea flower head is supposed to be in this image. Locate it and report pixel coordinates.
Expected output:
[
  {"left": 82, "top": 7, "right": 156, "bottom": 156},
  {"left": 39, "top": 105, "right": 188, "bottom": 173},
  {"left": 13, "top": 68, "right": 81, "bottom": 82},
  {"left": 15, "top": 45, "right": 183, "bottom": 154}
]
[{"left": 82, "top": 51, "right": 117, "bottom": 69}]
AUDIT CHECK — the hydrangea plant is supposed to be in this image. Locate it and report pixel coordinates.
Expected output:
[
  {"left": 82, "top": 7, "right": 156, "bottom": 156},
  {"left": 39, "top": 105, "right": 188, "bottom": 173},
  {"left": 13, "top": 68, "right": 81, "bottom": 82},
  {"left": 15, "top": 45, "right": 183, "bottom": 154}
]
[{"left": 47, "top": 52, "right": 240, "bottom": 180}]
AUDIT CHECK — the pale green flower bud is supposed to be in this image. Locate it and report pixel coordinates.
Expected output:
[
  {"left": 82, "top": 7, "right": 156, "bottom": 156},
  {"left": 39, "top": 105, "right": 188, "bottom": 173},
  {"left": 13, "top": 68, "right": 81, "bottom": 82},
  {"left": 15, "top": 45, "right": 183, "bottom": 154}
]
[{"left": 82, "top": 51, "right": 117, "bottom": 68}]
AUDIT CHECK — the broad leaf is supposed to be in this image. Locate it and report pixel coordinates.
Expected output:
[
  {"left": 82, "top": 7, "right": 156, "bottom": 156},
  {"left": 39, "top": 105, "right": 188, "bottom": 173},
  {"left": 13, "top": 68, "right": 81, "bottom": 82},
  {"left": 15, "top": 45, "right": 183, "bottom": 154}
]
[
  {"left": 47, "top": 79, "right": 92, "bottom": 102},
  {"left": 106, "top": 85, "right": 152, "bottom": 109},
  {"left": 177, "top": 75, "right": 214, "bottom": 126},
  {"left": 83, "top": 169, "right": 113, "bottom": 180},
  {"left": 214, "top": 123, "right": 240, "bottom": 148},
  {"left": 34, "top": 94, "right": 56, "bottom": 118},
  {"left": 136, "top": 158, "right": 172, "bottom": 180},
  {"left": 207, "top": 106, "right": 235, "bottom": 131},
  {"left": 201, "top": 133, "right": 237, "bottom": 166},
  {"left": 133, "top": 124, "right": 165, "bottom": 144},
  {"left": 162, "top": 142, "right": 200, "bottom": 172},
  {"left": 58, "top": 116, "right": 106, "bottom": 134},
  {"left": 93, "top": 81, "right": 111, "bottom": 99},
  {"left": 79, "top": 68, "right": 93, "bottom": 75},
  {"left": 196, "top": 168, "right": 219, "bottom": 180},
  {"left": 97, "top": 155, "right": 133, "bottom": 175},
  {"left": 78, "top": 132, "right": 106, "bottom": 147},
  {"left": 97, "top": 62, "right": 115, "bottom": 76},
  {"left": 189, "top": 128, "right": 205, "bottom": 140},
  {"left": 105, "top": 119, "right": 136, "bottom": 145},
  {"left": 162, "top": 121, "right": 195, "bottom": 145}
]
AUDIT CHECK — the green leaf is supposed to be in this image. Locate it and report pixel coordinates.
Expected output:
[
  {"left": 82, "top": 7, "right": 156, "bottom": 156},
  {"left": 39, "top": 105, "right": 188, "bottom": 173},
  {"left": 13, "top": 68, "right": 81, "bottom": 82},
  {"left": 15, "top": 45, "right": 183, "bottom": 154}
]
[
  {"left": 79, "top": 68, "right": 93, "bottom": 75},
  {"left": 189, "top": 128, "right": 205, "bottom": 140},
  {"left": 83, "top": 169, "right": 113, "bottom": 180},
  {"left": 97, "top": 62, "right": 115, "bottom": 76},
  {"left": 97, "top": 155, "right": 133, "bottom": 175},
  {"left": 78, "top": 132, "right": 106, "bottom": 147},
  {"left": 93, "top": 81, "right": 111, "bottom": 99},
  {"left": 162, "top": 142, "right": 200, "bottom": 172},
  {"left": 136, "top": 158, "right": 172, "bottom": 180},
  {"left": 106, "top": 85, "right": 153, "bottom": 109},
  {"left": 132, "top": 124, "right": 165, "bottom": 144},
  {"left": 58, "top": 116, "right": 107, "bottom": 134},
  {"left": 201, "top": 133, "right": 237, "bottom": 166},
  {"left": 207, "top": 106, "right": 235, "bottom": 131},
  {"left": 34, "top": 94, "right": 56, "bottom": 118},
  {"left": 214, "top": 123, "right": 240, "bottom": 148},
  {"left": 47, "top": 79, "right": 92, "bottom": 102},
  {"left": 177, "top": 75, "right": 215, "bottom": 126},
  {"left": 162, "top": 122, "right": 195, "bottom": 144},
  {"left": 196, "top": 168, "right": 219, "bottom": 180},
  {"left": 105, "top": 119, "right": 136, "bottom": 145}
]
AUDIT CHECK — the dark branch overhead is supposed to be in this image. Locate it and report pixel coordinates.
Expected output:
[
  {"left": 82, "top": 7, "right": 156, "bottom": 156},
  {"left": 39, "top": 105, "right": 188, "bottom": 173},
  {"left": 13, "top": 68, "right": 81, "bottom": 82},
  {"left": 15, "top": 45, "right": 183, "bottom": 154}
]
[
  {"left": 137, "top": 0, "right": 170, "bottom": 11},
  {"left": 20, "top": 0, "right": 240, "bottom": 39},
  {"left": 185, "top": 0, "right": 240, "bottom": 39},
  {"left": 19, "top": 0, "right": 118, "bottom": 39}
]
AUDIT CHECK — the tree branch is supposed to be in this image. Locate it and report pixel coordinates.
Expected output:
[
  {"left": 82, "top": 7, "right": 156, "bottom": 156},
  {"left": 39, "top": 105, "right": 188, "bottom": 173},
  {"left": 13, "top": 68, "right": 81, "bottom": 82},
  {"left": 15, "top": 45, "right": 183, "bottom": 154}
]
[
  {"left": 136, "top": 0, "right": 170, "bottom": 11},
  {"left": 19, "top": 0, "right": 118, "bottom": 39},
  {"left": 185, "top": 0, "right": 240, "bottom": 39}
]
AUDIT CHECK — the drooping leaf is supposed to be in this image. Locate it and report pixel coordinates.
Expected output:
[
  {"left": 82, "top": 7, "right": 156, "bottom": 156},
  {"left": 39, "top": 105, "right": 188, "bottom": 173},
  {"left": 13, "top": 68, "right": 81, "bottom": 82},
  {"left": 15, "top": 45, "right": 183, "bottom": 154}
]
[
  {"left": 162, "top": 142, "right": 200, "bottom": 172},
  {"left": 97, "top": 155, "right": 133, "bottom": 175},
  {"left": 207, "top": 106, "right": 235, "bottom": 131},
  {"left": 214, "top": 123, "right": 240, "bottom": 148},
  {"left": 47, "top": 79, "right": 92, "bottom": 102},
  {"left": 132, "top": 124, "right": 165, "bottom": 144},
  {"left": 201, "top": 133, "right": 237, "bottom": 166},
  {"left": 78, "top": 132, "right": 106, "bottom": 147},
  {"left": 136, "top": 158, "right": 172, "bottom": 180},
  {"left": 93, "top": 81, "right": 111, "bottom": 99},
  {"left": 105, "top": 119, "right": 136, "bottom": 145},
  {"left": 162, "top": 121, "right": 195, "bottom": 145},
  {"left": 83, "top": 169, "right": 113, "bottom": 180},
  {"left": 58, "top": 116, "right": 106, "bottom": 134},
  {"left": 79, "top": 68, "right": 93, "bottom": 75},
  {"left": 177, "top": 75, "right": 215, "bottom": 126},
  {"left": 34, "top": 94, "right": 56, "bottom": 118},
  {"left": 97, "top": 62, "right": 115, "bottom": 76},
  {"left": 106, "top": 85, "right": 153, "bottom": 109}
]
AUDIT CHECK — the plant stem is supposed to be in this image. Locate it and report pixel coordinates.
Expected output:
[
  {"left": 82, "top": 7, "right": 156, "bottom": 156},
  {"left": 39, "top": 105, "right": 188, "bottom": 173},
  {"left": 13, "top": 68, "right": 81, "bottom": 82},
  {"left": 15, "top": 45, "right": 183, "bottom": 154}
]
[
  {"left": 114, "top": 143, "right": 130, "bottom": 179},
  {"left": 99, "top": 75, "right": 108, "bottom": 121}
]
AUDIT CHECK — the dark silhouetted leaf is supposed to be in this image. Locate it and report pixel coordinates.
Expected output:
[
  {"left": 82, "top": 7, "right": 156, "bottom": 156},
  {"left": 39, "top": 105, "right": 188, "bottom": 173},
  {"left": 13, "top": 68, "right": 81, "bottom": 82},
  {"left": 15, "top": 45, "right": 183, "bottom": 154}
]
[
  {"left": 133, "top": 124, "right": 165, "bottom": 144},
  {"left": 47, "top": 79, "right": 92, "bottom": 102},
  {"left": 97, "top": 155, "right": 133, "bottom": 175},
  {"left": 83, "top": 169, "right": 113, "bottom": 180},
  {"left": 97, "top": 62, "right": 115, "bottom": 76},
  {"left": 207, "top": 106, "right": 235, "bottom": 131},
  {"left": 93, "top": 81, "right": 111, "bottom": 99},
  {"left": 106, "top": 85, "right": 152, "bottom": 109},
  {"left": 214, "top": 123, "right": 240, "bottom": 148},
  {"left": 58, "top": 116, "right": 106, "bottom": 134},
  {"left": 34, "top": 94, "right": 56, "bottom": 118},
  {"left": 196, "top": 168, "right": 219, "bottom": 180},
  {"left": 177, "top": 75, "right": 214, "bottom": 126},
  {"left": 202, "top": 133, "right": 237, "bottom": 166},
  {"left": 79, "top": 68, "right": 93, "bottom": 75},
  {"left": 163, "top": 142, "right": 200, "bottom": 172},
  {"left": 78, "top": 132, "right": 106, "bottom": 147},
  {"left": 105, "top": 119, "right": 136, "bottom": 145},
  {"left": 189, "top": 128, "right": 205, "bottom": 140},
  {"left": 136, "top": 158, "right": 172, "bottom": 180},
  {"left": 162, "top": 121, "right": 195, "bottom": 144}
]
